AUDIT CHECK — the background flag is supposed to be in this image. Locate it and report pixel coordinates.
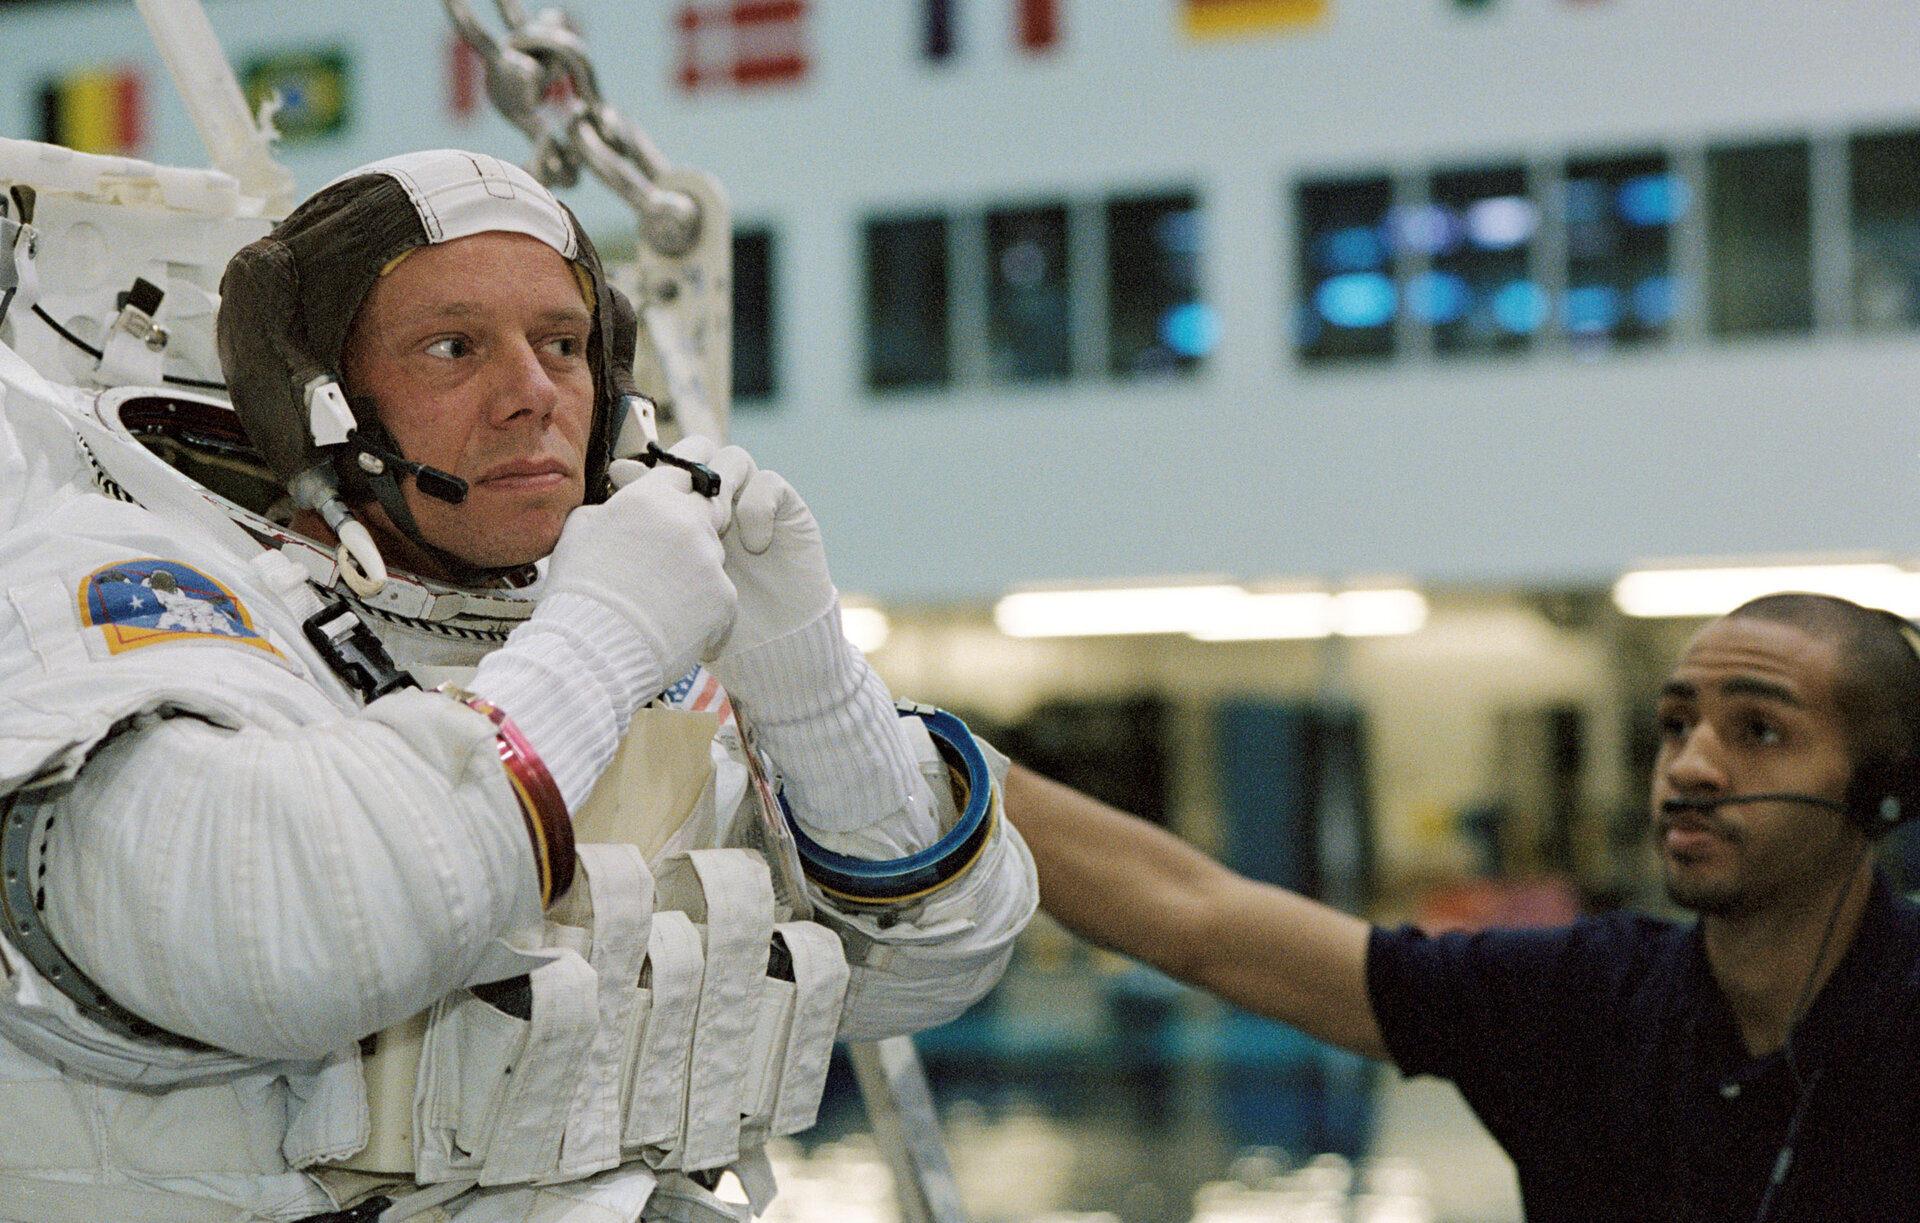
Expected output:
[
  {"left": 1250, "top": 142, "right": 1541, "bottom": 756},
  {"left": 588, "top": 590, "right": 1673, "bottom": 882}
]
[
  {"left": 241, "top": 47, "right": 351, "bottom": 144},
  {"left": 1017, "top": 0, "right": 1060, "bottom": 52},
  {"left": 1182, "top": 0, "right": 1327, "bottom": 38},
  {"left": 38, "top": 66, "right": 144, "bottom": 154},
  {"left": 677, "top": 0, "right": 810, "bottom": 92}
]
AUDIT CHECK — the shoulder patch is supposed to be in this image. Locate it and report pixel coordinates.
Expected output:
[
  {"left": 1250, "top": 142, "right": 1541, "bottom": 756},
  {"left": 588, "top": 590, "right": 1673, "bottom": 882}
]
[{"left": 77, "top": 559, "right": 281, "bottom": 657}]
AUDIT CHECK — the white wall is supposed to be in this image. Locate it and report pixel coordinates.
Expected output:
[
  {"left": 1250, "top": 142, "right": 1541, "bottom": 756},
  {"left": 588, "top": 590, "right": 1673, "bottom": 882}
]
[{"left": 7, "top": 0, "right": 1920, "bottom": 602}]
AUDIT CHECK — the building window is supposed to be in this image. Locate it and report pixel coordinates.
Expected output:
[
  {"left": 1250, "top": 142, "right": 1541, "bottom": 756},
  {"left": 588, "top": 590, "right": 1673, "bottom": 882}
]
[
  {"left": 1706, "top": 139, "right": 1813, "bottom": 338},
  {"left": 986, "top": 203, "right": 1072, "bottom": 382},
  {"left": 1108, "top": 191, "right": 1209, "bottom": 377},
  {"left": 1428, "top": 163, "right": 1541, "bottom": 357},
  {"left": 1849, "top": 128, "right": 1920, "bottom": 331},
  {"left": 1296, "top": 175, "right": 1396, "bottom": 364},
  {"left": 864, "top": 214, "right": 950, "bottom": 391},
  {"left": 731, "top": 227, "right": 777, "bottom": 405},
  {"left": 1563, "top": 152, "right": 1684, "bottom": 350}
]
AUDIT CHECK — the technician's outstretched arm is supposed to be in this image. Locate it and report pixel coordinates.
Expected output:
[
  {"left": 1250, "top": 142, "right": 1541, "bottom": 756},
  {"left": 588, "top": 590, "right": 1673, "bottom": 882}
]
[{"left": 1003, "top": 763, "right": 1388, "bottom": 1061}]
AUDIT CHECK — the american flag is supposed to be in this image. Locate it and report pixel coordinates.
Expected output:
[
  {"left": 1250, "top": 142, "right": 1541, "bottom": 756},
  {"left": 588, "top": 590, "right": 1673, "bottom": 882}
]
[{"left": 662, "top": 664, "right": 734, "bottom": 726}]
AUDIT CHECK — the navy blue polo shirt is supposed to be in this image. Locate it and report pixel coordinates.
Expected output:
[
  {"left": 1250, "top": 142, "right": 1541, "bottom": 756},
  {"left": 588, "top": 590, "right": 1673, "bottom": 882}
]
[{"left": 1366, "top": 876, "right": 1920, "bottom": 1222}]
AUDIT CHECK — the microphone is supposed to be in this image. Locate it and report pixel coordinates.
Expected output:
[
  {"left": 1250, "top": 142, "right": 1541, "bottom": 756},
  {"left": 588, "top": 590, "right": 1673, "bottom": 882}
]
[
  {"left": 346, "top": 430, "right": 469, "bottom": 505},
  {"left": 1660, "top": 793, "right": 1851, "bottom": 816}
]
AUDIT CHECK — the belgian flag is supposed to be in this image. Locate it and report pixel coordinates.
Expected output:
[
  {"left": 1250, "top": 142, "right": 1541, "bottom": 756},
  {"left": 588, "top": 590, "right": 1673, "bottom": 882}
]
[{"left": 39, "top": 66, "right": 144, "bottom": 155}]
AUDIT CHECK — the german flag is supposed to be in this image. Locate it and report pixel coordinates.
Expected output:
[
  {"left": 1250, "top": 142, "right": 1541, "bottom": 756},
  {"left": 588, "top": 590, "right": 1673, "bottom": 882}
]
[
  {"left": 1182, "top": 0, "right": 1326, "bottom": 38},
  {"left": 39, "top": 66, "right": 144, "bottom": 155}
]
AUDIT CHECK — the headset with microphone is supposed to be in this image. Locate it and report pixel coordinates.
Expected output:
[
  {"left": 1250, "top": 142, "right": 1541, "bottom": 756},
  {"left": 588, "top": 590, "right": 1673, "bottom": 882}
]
[{"left": 1659, "top": 789, "right": 1904, "bottom": 831}]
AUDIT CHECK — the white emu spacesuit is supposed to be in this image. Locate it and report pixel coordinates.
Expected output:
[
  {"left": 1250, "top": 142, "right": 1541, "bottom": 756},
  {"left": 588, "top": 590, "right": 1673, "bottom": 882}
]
[{"left": 0, "top": 149, "right": 1035, "bottom": 1222}]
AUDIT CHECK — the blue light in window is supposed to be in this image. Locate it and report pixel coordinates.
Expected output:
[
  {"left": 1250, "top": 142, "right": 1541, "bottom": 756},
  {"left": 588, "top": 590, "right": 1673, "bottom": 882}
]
[
  {"left": 1631, "top": 275, "right": 1677, "bottom": 325},
  {"left": 1405, "top": 271, "right": 1471, "bottom": 324},
  {"left": 1491, "top": 280, "right": 1548, "bottom": 334},
  {"left": 1465, "top": 196, "right": 1538, "bottom": 250},
  {"left": 1159, "top": 302, "right": 1219, "bottom": 357},
  {"left": 1315, "top": 273, "right": 1397, "bottom": 329},
  {"left": 1617, "top": 174, "right": 1688, "bottom": 227},
  {"left": 1316, "top": 225, "right": 1388, "bottom": 273},
  {"left": 1390, "top": 203, "right": 1461, "bottom": 257},
  {"left": 1564, "top": 284, "right": 1620, "bottom": 334}
]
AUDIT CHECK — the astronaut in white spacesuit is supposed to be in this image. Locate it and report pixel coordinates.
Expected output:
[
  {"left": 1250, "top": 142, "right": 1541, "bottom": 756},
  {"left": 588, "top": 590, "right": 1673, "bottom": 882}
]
[{"left": 0, "top": 149, "right": 1035, "bottom": 1222}]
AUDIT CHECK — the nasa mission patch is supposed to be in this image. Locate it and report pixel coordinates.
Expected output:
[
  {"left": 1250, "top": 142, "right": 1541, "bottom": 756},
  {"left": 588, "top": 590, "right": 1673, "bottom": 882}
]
[{"left": 77, "top": 559, "right": 282, "bottom": 657}]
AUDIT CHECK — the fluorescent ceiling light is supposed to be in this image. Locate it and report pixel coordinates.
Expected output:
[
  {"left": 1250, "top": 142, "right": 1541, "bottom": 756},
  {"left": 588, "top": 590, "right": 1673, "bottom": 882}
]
[
  {"left": 995, "top": 583, "right": 1428, "bottom": 640},
  {"left": 1187, "top": 591, "right": 1337, "bottom": 641},
  {"left": 994, "top": 584, "right": 1245, "bottom": 638},
  {"left": 1612, "top": 562, "right": 1920, "bottom": 618},
  {"left": 840, "top": 604, "right": 891, "bottom": 653},
  {"left": 1331, "top": 588, "right": 1430, "bottom": 637}
]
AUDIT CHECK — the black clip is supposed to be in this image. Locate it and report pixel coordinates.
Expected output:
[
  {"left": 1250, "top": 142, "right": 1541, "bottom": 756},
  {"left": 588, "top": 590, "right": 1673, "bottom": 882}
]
[
  {"left": 293, "top": 1195, "right": 393, "bottom": 1223},
  {"left": 303, "top": 596, "right": 416, "bottom": 703},
  {"left": 639, "top": 440, "right": 721, "bottom": 498}
]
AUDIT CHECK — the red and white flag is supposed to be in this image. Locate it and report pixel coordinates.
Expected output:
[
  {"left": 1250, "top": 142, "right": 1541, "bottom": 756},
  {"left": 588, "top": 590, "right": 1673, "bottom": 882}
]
[{"left": 677, "top": 0, "right": 809, "bottom": 92}]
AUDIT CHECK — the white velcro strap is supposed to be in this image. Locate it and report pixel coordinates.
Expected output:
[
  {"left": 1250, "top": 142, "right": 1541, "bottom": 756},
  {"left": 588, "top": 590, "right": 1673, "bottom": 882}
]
[
  {"left": 413, "top": 949, "right": 599, "bottom": 1184},
  {"left": 623, "top": 910, "right": 704, "bottom": 1151},
  {"left": 554, "top": 843, "right": 655, "bottom": 1181},
  {"left": 471, "top": 949, "right": 599, "bottom": 1185},
  {"left": 652, "top": 849, "right": 775, "bottom": 1171},
  {"left": 738, "top": 978, "right": 793, "bottom": 1150},
  {"left": 766, "top": 921, "right": 850, "bottom": 1138},
  {"left": 732, "top": 1145, "right": 781, "bottom": 1219}
]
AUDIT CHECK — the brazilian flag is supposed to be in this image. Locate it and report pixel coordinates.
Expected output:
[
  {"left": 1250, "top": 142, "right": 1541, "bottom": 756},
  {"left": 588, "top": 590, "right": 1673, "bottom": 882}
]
[{"left": 242, "top": 46, "right": 351, "bottom": 144}]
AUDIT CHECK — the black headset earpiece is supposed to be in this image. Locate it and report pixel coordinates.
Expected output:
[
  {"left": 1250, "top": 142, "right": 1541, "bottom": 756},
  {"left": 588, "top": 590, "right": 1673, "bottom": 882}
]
[{"left": 1852, "top": 610, "right": 1920, "bottom": 835}]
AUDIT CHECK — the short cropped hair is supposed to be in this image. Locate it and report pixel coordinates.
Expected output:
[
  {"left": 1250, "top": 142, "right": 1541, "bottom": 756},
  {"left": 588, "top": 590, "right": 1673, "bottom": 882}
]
[{"left": 1725, "top": 592, "right": 1920, "bottom": 832}]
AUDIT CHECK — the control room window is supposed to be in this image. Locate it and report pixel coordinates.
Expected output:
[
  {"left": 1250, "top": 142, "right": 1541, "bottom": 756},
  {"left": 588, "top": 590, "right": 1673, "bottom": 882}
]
[
  {"left": 731, "top": 227, "right": 777, "bottom": 405},
  {"left": 1295, "top": 175, "right": 1396, "bottom": 365},
  {"left": 1849, "top": 128, "right": 1920, "bottom": 332},
  {"left": 864, "top": 213, "right": 950, "bottom": 392},
  {"left": 1563, "top": 152, "right": 1684, "bottom": 350},
  {"left": 986, "top": 203, "right": 1071, "bottom": 382},
  {"left": 1705, "top": 139, "right": 1813, "bottom": 338},
  {"left": 1427, "top": 163, "right": 1541, "bottom": 358},
  {"left": 1108, "top": 191, "right": 1209, "bottom": 377}
]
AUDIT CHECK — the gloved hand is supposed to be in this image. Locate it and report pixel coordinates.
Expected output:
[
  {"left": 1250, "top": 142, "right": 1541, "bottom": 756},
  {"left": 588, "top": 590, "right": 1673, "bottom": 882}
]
[
  {"left": 678, "top": 448, "right": 939, "bottom": 849},
  {"left": 544, "top": 441, "right": 749, "bottom": 687},
  {"left": 470, "top": 437, "right": 753, "bottom": 810}
]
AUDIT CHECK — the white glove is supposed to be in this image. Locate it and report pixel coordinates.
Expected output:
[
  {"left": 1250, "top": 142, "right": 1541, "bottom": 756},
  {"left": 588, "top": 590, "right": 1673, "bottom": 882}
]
[
  {"left": 542, "top": 444, "right": 746, "bottom": 687},
  {"left": 470, "top": 439, "right": 753, "bottom": 809},
  {"left": 687, "top": 452, "right": 939, "bottom": 850}
]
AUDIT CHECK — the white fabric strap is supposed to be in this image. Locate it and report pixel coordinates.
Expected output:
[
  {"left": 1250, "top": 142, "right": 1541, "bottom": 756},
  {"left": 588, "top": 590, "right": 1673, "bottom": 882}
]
[
  {"left": 471, "top": 950, "right": 599, "bottom": 1186},
  {"left": 554, "top": 843, "right": 654, "bottom": 1180},
  {"left": 639, "top": 1172, "right": 753, "bottom": 1223},
  {"left": 731, "top": 1146, "right": 781, "bottom": 1219},
  {"left": 622, "top": 910, "right": 704, "bottom": 1151},
  {"left": 766, "top": 921, "right": 849, "bottom": 1138},
  {"left": 738, "top": 977, "right": 793, "bottom": 1149},
  {"left": 652, "top": 849, "right": 774, "bottom": 1171}
]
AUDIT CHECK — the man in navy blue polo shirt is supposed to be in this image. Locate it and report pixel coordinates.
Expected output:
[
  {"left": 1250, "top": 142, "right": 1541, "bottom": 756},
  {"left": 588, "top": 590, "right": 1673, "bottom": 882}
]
[{"left": 1004, "top": 592, "right": 1920, "bottom": 1222}]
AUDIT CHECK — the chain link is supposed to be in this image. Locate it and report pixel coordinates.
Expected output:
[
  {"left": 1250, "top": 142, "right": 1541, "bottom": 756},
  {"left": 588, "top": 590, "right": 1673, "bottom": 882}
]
[{"left": 442, "top": 0, "right": 700, "bottom": 256}]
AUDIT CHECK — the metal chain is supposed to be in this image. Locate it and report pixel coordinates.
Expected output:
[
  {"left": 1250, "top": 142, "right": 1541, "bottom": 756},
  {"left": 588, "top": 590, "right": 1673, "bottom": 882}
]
[{"left": 442, "top": 0, "right": 700, "bottom": 256}]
